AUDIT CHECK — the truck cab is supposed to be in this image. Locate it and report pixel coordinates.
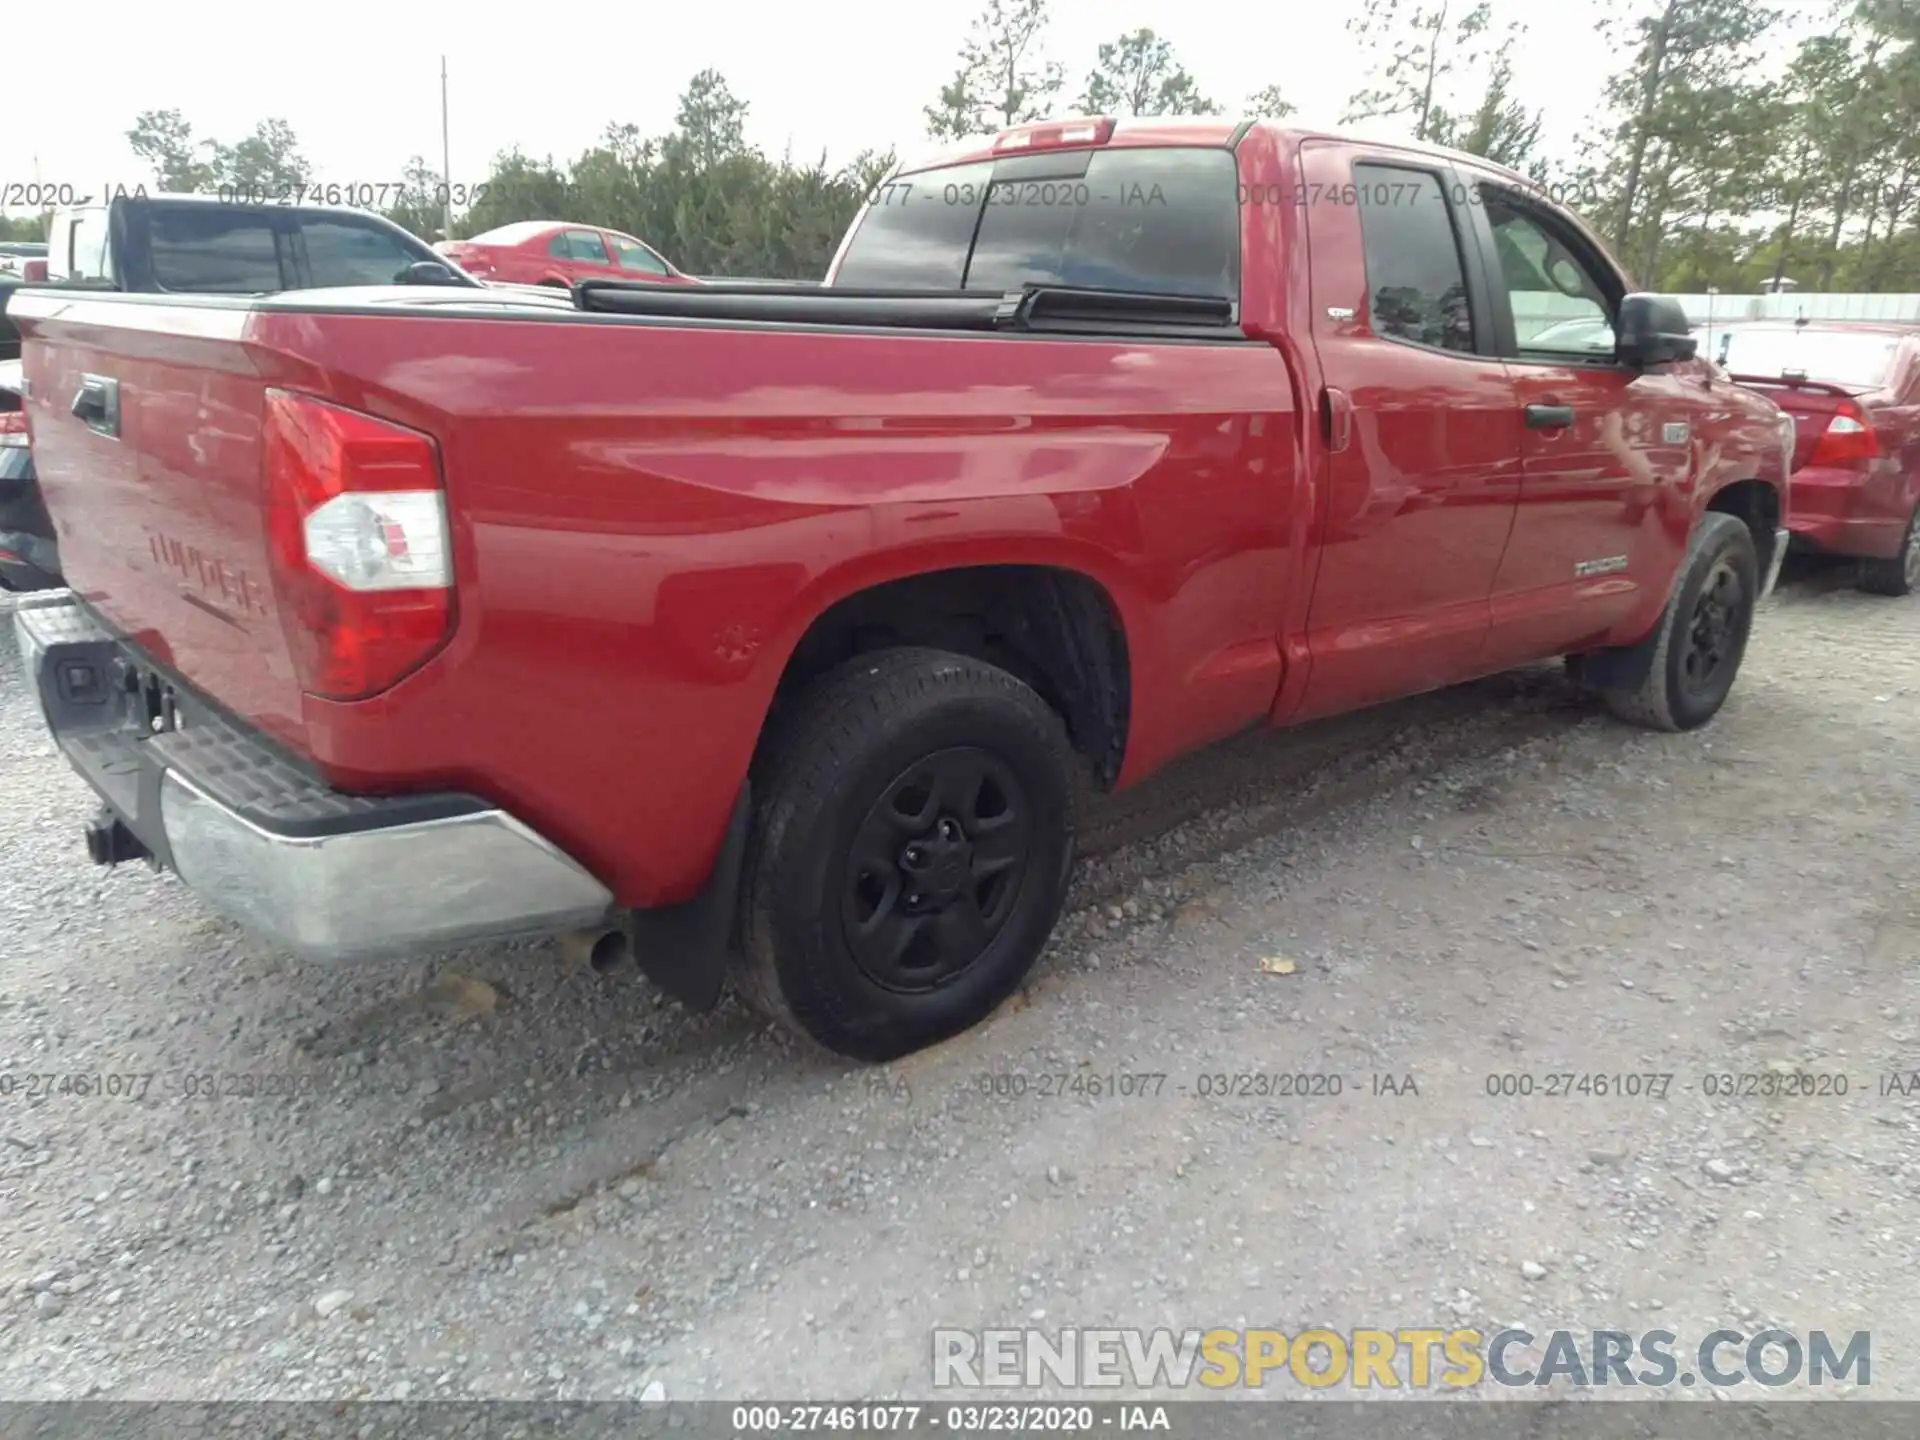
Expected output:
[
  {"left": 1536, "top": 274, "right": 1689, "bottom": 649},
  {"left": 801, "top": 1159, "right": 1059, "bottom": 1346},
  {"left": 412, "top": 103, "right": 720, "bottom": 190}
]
[{"left": 37, "top": 193, "right": 477, "bottom": 292}]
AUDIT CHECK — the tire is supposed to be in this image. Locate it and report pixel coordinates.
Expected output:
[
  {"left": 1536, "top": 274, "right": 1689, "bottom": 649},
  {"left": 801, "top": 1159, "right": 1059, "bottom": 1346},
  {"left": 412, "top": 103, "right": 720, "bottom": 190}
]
[
  {"left": 1858, "top": 505, "right": 1920, "bottom": 597},
  {"left": 734, "top": 647, "right": 1076, "bottom": 1061},
  {"left": 1597, "top": 513, "right": 1759, "bottom": 733}
]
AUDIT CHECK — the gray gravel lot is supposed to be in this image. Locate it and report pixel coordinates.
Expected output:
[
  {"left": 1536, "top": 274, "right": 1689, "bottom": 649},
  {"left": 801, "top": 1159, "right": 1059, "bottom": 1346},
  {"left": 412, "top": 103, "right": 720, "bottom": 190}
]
[{"left": 0, "top": 565, "right": 1915, "bottom": 1402}]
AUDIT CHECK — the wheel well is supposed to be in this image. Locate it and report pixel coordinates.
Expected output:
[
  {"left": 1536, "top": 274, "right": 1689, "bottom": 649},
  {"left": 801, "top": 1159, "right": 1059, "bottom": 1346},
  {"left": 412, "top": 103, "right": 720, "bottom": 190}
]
[
  {"left": 539, "top": 277, "right": 569, "bottom": 288},
  {"left": 771, "top": 566, "right": 1131, "bottom": 788},
  {"left": 1706, "top": 479, "right": 1781, "bottom": 576}
]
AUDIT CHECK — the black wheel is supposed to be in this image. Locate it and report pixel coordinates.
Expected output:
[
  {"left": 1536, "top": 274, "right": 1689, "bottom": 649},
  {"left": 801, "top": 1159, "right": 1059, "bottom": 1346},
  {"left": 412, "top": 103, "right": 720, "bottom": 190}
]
[
  {"left": 1598, "top": 513, "right": 1758, "bottom": 732},
  {"left": 1858, "top": 505, "right": 1920, "bottom": 597},
  {"left": 734, "top": 647, "right": 1076, "bottom": 1061}
]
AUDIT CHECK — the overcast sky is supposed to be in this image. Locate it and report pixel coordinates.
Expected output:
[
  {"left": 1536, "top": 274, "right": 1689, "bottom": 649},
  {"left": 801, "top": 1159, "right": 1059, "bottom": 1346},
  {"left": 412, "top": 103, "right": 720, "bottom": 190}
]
[{"left": 0, "top": 0, "right": 1796, "bottom": 215}]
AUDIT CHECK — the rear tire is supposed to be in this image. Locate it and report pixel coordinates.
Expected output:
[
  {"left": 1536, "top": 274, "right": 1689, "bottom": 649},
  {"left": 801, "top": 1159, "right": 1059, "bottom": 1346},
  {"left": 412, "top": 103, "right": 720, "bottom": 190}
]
[
  {"left": 1858, "top": 506, "right": 1920, "bottom": 597},
  {"left": 734, "top": 647, "right": 1076, "bottom": 1062},
  {"left": 1597, "top": 513, "right": 1758, "bottom": 733}
]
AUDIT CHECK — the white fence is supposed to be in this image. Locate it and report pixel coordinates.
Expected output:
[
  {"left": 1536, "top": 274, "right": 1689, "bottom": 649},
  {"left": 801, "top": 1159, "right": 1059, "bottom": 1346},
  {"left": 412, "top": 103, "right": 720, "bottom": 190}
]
[
  {"left": 1514, "top": 292, "right": 1920, "bottom": 338},
  {"left": 1669, "top": 292, "right": 1920, "bottom": 325}
]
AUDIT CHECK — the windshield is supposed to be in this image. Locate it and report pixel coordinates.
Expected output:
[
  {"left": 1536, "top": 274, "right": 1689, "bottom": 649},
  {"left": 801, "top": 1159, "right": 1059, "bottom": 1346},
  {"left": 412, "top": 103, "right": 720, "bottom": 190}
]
[
  {"left": 1718, "top": 328, "right": 1900, "bottom": 390},
  {"left": 833, "top": 146, "right": 1240, "bottom": 302}
]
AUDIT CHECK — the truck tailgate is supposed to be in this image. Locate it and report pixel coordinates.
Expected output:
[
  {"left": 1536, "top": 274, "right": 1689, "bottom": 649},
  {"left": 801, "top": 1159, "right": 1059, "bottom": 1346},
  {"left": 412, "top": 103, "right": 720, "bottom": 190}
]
[{"left": 15, "top": 296, "right": 310, "bottom": 749}]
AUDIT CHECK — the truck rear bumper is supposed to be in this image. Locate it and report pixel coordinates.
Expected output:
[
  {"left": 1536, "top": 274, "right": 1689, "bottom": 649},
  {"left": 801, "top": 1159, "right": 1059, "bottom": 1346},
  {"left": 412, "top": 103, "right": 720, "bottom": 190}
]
[{"left": 13, "top": 593, "right": 614, "bottom": 961}]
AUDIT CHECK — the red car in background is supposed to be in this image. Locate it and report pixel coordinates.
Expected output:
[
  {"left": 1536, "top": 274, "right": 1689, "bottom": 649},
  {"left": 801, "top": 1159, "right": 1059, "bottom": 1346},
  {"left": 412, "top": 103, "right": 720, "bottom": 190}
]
[
  {"left": 435, "top": 221, "right": 698, "bottom": 288},
  {"left": 1721, "top": 320, "right": 1920, "bottom": 595}
]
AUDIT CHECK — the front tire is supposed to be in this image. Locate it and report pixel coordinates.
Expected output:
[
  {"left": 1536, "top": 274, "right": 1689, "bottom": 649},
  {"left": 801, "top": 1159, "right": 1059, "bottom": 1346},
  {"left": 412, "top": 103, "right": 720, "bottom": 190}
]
[
  {"left": 1858, "top": 505, "right": 1920, "bottom": 597},
  {"left": 1597, "top": 513, "right": 1758, "bottom": 732},
  {"left": 734, "top": 648, "right": 1076, "bottom": 1061}
]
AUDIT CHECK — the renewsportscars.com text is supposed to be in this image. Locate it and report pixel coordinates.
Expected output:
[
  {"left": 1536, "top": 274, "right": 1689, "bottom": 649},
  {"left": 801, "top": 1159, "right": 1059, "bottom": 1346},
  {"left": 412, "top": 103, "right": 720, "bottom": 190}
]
[{"left": 931, "top": 1326, "right": 1871, "bottom": 1391}]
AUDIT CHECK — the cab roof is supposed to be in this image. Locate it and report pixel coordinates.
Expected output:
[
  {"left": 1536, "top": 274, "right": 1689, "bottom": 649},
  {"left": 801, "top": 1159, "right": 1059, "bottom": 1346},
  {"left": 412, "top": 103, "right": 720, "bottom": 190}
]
[{"left": 899, "top": 115, "right": 1538, "bottom": 190}]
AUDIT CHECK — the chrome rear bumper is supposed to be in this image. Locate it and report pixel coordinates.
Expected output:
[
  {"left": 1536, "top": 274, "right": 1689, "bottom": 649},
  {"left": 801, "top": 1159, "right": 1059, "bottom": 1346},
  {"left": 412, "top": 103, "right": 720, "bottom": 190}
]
[{"left": 14, "top": 594, "right": 613, "bottom": 961}]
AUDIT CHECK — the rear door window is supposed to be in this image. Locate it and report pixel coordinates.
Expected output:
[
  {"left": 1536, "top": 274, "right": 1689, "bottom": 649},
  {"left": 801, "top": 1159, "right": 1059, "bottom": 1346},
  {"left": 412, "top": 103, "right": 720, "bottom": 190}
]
[
  {"left": 1351, "top": 164, "right": 1476, "bottom": 355},
  {"left": 300, "top": 220, "right": 425, "bottom": 287},
  {"left": 835, "top": 148, "right": 1240, "bottom": 301},
  {"left": 565, "top": 230, "right": 610, "bottom": 263},
  {"left": 150, "top": 209, "right": 285, "bottom": 292}
]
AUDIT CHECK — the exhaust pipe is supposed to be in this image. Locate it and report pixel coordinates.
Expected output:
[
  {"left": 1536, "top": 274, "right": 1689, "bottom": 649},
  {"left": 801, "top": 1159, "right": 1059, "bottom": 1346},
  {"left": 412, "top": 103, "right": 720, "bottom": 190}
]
[{"left": 559, "top": 924, "right": 632, "bottom": 976}]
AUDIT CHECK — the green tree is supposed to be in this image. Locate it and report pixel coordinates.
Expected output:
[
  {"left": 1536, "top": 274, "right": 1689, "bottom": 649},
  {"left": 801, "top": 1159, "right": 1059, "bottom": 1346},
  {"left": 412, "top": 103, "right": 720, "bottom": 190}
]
[
  {"left": 0, "top": 214, "right": 48, "bottom": 242},
  {"left": 1078, "top": 29, "right": 1218, "bottom": 116},
  {"left": 1427, "top": 32, "right": 1543, "bottom": 171},
  {"left": 451, "top": 71, "right": 888, "bottom": 281},
  {"left": 211, "top": 118, "right": 312, "bottom": 193},
  {"left": 670, "top": 70, "right": 750, "bottom": 167},
  {"left": 924, "top": 0, "right": 1065, "bottom": 140},
  {"left": 457, "top": 151, "right": 573, "bottom": 237},
  {"left": 1244, "top": 84, "right": 1298, "bottom": 119},
  {"left": 1342, "top": 0, "right": 1495, "bottom": 141},
  {"left": 1588, "top": 0, "right": 1780, "bottom": 258},
  {"left": 383, "top": 156, "right": 449, "bottom": 240},
  {"left": 127, "top": 109, "right": 217, "bottom": 192}
]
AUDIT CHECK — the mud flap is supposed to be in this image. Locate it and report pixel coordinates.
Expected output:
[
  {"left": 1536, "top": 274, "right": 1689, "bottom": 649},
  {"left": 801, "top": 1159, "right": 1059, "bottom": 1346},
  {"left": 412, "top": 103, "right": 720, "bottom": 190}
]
[
  {"left": 1571, "top": 620, "right": 1660, "bottom": 693},
  {"left": 626, "top": 783, "right": 750, "bottom": 1012}
]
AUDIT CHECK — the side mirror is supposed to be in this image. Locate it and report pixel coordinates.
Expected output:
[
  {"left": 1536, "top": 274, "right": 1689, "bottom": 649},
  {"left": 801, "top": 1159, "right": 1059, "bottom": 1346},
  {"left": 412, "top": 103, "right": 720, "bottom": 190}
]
[
  {"left": 397, "top": 259, "right": 465, "bottom": 287},
  {"left": 1617, "top": 293, "right": 1697, "bottom": 367},
  {"left": 21, "top": 260, "right": 47, "bottom": 283}
]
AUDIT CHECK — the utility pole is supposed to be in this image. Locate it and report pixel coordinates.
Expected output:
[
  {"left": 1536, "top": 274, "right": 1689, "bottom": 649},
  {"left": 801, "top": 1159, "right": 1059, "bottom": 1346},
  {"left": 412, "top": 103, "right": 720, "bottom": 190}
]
[{"left": 440, "top": 56, "right": 455, "bottom": 241}]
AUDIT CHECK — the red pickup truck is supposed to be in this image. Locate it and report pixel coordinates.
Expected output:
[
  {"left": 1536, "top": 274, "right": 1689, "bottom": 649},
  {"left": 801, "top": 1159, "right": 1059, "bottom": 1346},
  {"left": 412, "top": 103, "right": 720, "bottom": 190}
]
[{"left": 9, "top": 118, "right": 1791, "bottom": 1062}]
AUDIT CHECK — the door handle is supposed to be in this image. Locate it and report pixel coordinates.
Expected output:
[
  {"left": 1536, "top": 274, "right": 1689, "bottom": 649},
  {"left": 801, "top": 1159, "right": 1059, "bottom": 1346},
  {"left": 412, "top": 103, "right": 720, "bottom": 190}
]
[
  {"left": 72, "top": 374, "right": 120, "bottom": 438},
  {"left": 1524, "top": 403, "right": 1575, "bottom": 431},
  {"left": 1319, "top": 385, "right": 1353, "bottom": 453}
]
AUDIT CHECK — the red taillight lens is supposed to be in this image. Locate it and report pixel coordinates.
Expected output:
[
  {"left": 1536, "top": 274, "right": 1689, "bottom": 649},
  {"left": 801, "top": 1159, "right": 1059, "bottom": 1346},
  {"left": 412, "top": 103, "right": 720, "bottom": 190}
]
[
  {"left": 0, "top": 411, "right": 26, "bottom": 449},
  {"left": 1806, "top": 402, "right": 1880, "bottom": 467},
  {"left": 262, "top": 390, "right": 453, "bottom": 701}
]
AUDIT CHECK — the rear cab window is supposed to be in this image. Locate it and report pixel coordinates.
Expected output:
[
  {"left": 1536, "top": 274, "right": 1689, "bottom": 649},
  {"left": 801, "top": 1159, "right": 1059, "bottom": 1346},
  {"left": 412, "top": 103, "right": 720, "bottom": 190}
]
[{"left": 833, "top": 146, "right": 1240, "bottom": 304}]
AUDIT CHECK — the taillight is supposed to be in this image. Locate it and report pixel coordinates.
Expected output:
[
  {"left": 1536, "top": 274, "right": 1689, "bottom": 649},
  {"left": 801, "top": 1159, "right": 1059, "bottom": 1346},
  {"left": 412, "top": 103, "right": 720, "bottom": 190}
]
[
  {"left": 261, "top": 390, "right": 453, "bottom": 701},
  {"left": 443, "top": 245, "right": 491, "bottom": 275},
  {"left": 0, "top": 411, "right": 26, "bottom": 449},
  {"left": 1806, "top": 401, "right": 1880, "bottom": 467}
]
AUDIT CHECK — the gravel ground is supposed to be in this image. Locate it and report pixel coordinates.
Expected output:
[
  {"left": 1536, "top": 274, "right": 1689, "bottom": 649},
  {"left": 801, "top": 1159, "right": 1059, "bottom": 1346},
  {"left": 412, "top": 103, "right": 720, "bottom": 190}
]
[{"left": 1, "top": 562, "right": 1916, "bottom": 1403}]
